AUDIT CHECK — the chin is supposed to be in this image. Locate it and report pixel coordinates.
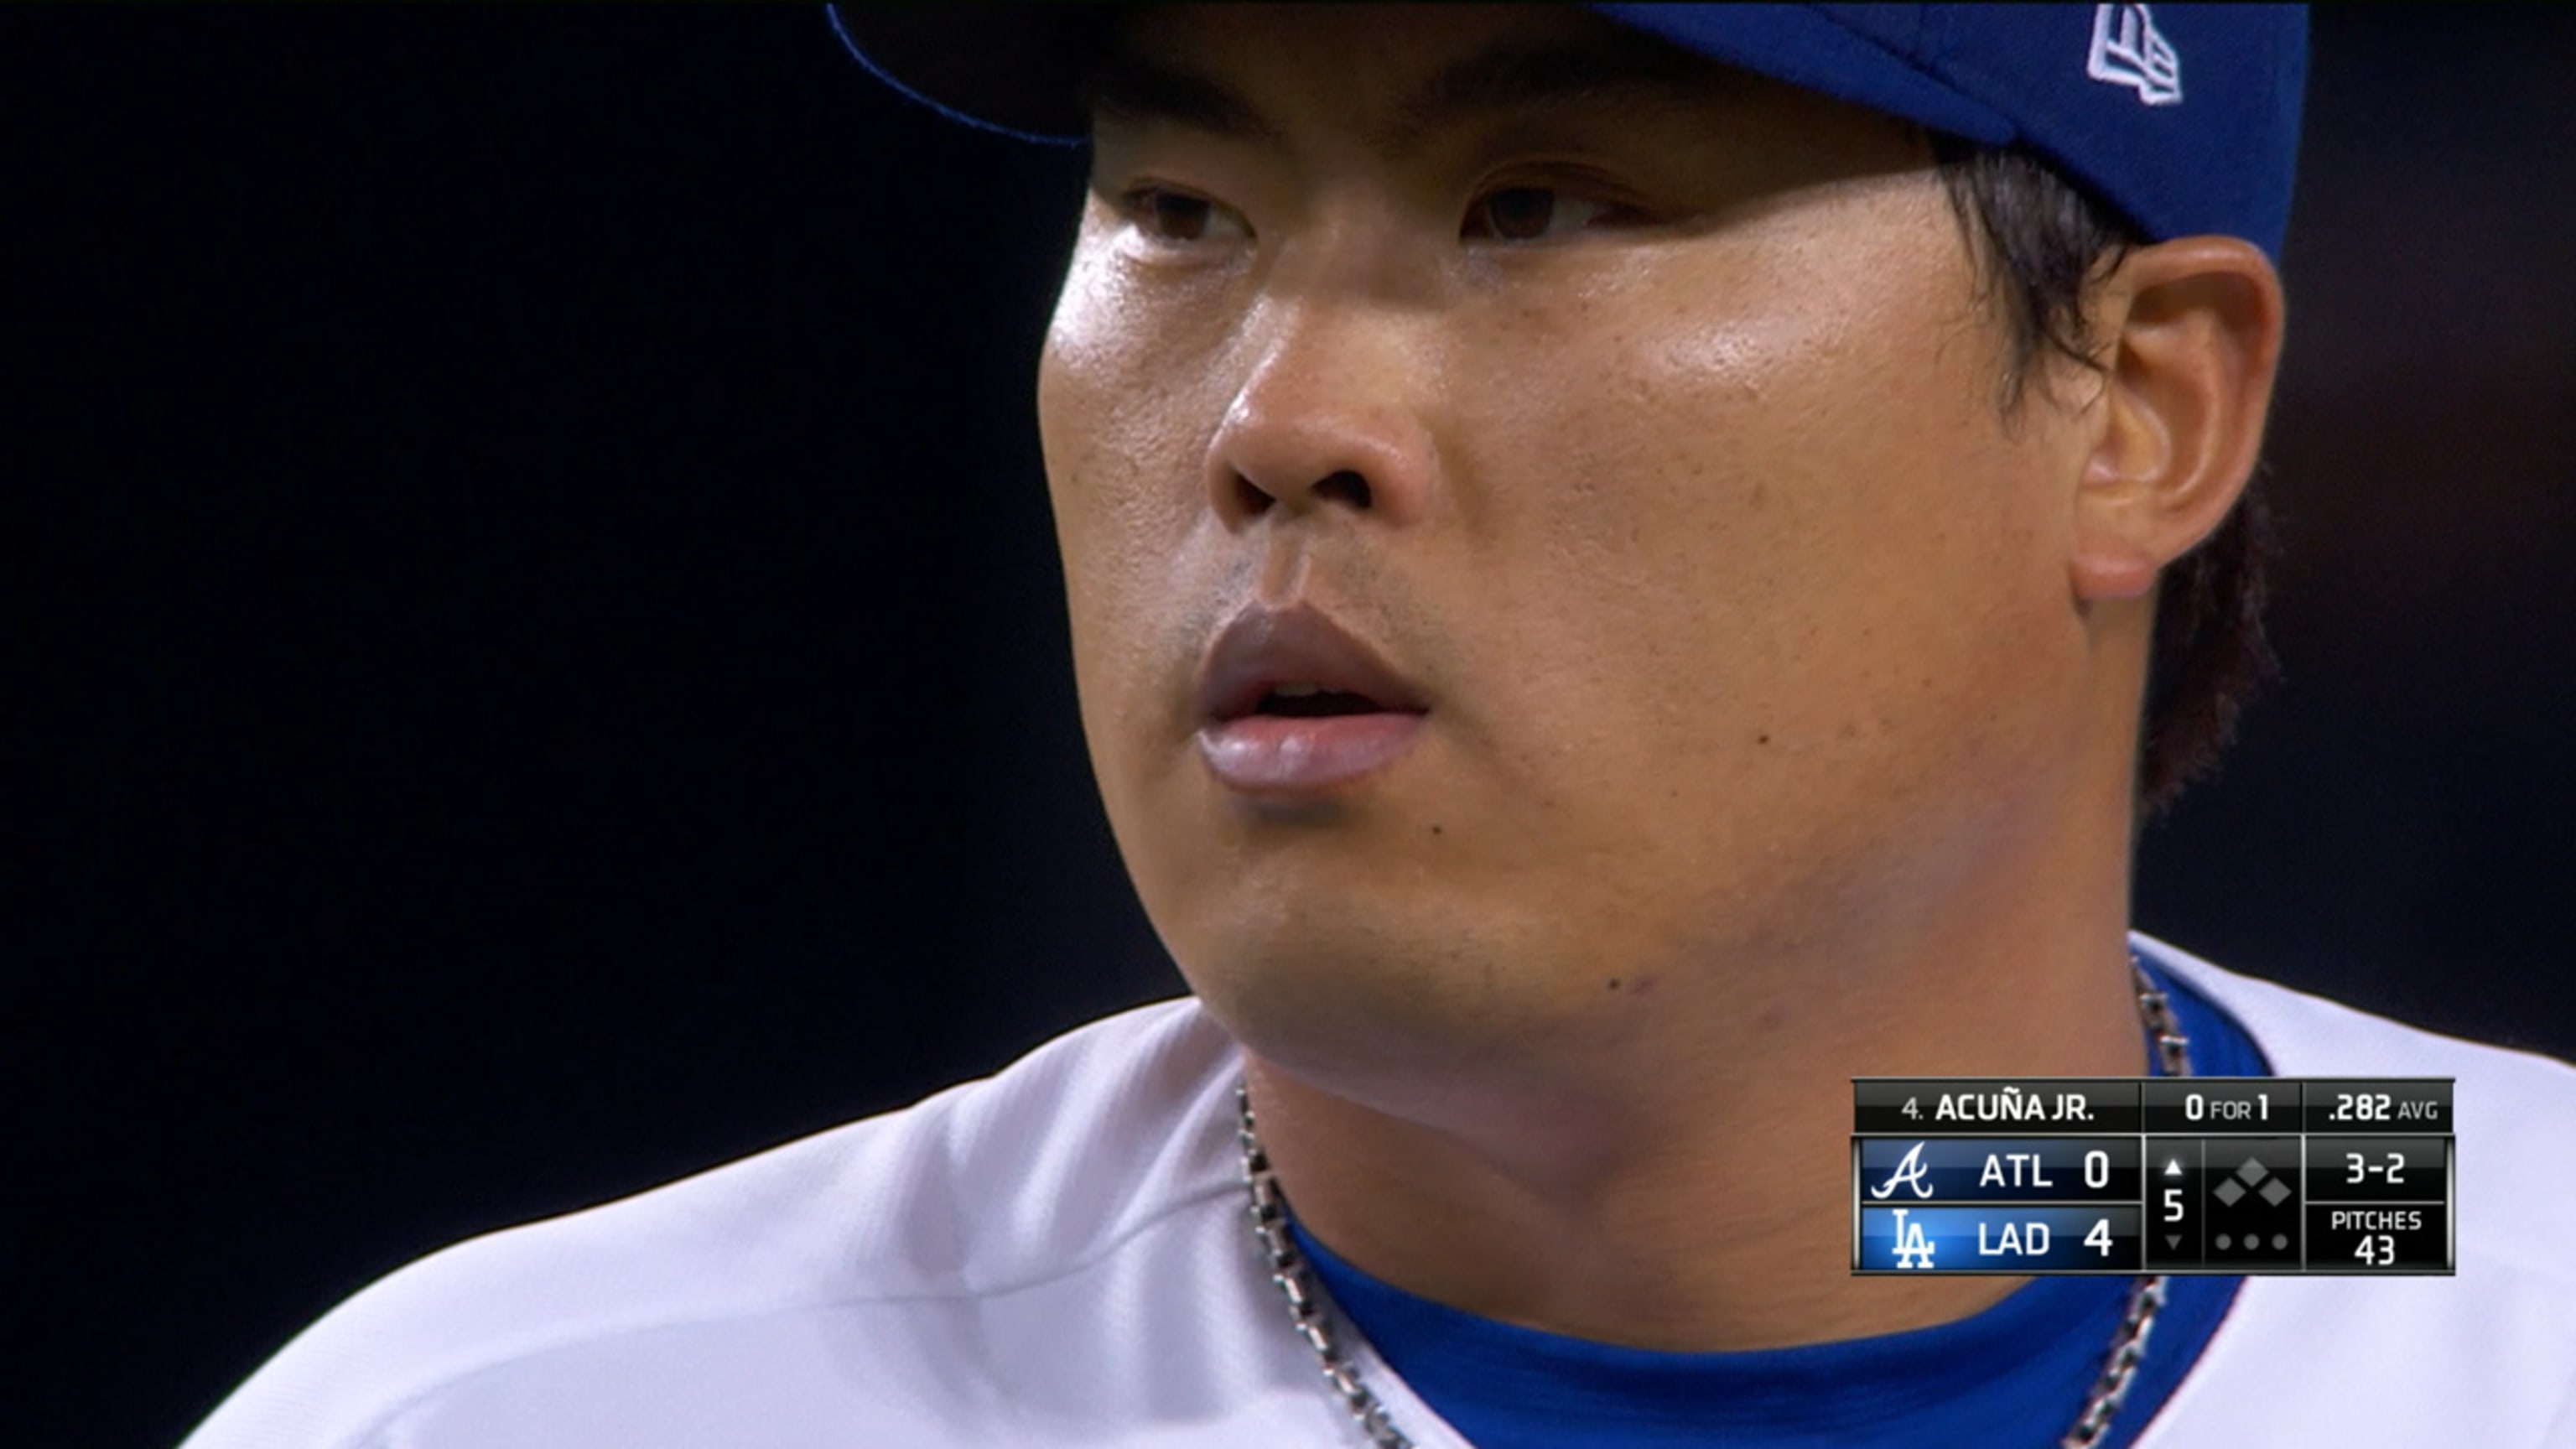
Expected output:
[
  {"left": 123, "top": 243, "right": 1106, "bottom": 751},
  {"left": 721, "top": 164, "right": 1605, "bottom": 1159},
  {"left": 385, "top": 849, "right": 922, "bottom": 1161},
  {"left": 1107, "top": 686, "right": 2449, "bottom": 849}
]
[{"left": 1169, "top": 896, "right": 1612, "bottom": 1084}]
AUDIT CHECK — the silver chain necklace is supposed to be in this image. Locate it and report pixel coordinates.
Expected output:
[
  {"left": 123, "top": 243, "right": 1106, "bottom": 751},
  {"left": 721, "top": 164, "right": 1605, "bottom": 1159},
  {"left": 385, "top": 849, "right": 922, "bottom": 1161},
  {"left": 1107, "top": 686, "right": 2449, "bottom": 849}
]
[{"left": 1238, "top": 955, "right": 2193, "bottom": 1449}]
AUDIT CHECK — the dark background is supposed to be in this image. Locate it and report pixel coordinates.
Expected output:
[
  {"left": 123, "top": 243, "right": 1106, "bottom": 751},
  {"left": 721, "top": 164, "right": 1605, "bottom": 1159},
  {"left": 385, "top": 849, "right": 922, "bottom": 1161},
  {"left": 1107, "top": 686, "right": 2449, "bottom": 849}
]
[{"left": 11, "top": 8, "right": 2571, "bottom": 1446}]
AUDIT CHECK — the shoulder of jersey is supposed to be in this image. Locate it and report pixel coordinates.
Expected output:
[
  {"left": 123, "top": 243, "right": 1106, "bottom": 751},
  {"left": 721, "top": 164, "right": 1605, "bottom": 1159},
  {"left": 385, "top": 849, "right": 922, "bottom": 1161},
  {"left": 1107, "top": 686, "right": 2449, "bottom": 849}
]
[
  {"left": 179, "top": 995, "right": 1248, "bottom": 1448},
  {"left": 2142, "top": 932, "right": 2576, "bottom": 1285},
  {"left": 2132, "top": 941, "right": 2576, "bottom": 1439}
]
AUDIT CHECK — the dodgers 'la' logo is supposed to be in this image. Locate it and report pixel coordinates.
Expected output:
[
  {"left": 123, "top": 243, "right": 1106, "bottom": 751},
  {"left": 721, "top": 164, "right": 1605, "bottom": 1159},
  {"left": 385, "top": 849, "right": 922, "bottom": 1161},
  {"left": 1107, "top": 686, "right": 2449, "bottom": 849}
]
[
  {"left": 2088, "top": 3, "right": 2183, "bottom": 106},
  {"left": 1867, "top": 1141, "right": 1936, "bottom": 1201},
  {"left": 1890, "top": 1208, "right": 1937, "bottom": 1270}
]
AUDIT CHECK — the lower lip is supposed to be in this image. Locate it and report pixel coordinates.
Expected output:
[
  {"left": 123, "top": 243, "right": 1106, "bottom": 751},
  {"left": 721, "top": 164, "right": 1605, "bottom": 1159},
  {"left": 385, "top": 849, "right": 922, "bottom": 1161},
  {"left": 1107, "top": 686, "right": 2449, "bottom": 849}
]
[{"left": 1196, "top": 713, "right": 1429, "bottom": 794}]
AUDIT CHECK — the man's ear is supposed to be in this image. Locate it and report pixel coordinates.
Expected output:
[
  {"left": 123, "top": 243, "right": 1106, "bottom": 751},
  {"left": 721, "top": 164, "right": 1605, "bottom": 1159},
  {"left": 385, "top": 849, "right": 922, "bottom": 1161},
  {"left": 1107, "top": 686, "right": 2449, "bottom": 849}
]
[{"left": 2069, "top": 237, "right": 2286, "bottom": 601}]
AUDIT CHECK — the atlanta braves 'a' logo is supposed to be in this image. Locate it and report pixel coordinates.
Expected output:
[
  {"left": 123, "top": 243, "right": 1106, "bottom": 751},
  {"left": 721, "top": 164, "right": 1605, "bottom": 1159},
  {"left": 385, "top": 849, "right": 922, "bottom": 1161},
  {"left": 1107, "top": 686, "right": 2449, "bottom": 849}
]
[{"left": 1867, "top": 1141, "right": 1937, "bottom": 1200}]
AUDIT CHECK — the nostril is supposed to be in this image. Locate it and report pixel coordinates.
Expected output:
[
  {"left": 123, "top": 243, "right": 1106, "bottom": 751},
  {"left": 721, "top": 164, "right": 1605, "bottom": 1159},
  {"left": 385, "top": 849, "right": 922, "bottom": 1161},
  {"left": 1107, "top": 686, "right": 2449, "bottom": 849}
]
[
  {"left": 1226, "top": 470, "right": 1373, "bottom": 517},
  {"left": 1316, "top": 471, "right": 1371, "bottom": 509}
]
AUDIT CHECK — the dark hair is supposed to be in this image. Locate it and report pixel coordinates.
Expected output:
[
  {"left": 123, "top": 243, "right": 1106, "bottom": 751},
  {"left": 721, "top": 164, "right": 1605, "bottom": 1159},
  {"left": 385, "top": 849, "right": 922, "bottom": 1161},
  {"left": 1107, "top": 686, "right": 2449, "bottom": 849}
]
[{"left": 1932, "top": 141, "right": 2277, "bottom": 818}]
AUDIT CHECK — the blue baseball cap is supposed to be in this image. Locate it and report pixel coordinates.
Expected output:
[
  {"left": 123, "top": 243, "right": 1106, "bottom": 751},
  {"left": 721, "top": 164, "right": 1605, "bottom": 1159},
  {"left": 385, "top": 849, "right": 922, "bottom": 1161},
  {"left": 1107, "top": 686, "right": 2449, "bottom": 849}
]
[{"left": 828, "top": 3, "right": 2304, "bottom": 258}]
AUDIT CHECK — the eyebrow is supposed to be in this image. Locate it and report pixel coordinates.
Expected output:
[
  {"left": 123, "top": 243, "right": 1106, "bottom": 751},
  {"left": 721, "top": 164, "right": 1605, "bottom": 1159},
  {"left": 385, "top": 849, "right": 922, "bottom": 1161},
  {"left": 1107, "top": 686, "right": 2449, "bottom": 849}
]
[{"left": 1078, "top": 30, "right": 1732, "bottom": 154}]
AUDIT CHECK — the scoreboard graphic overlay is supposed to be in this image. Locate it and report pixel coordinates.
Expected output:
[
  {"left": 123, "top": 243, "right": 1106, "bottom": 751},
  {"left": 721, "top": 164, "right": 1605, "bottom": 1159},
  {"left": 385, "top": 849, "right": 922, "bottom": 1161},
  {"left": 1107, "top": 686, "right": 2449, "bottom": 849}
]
[{"left": 1852, "top": 1079, "right": 2454, "bottom": 1275}]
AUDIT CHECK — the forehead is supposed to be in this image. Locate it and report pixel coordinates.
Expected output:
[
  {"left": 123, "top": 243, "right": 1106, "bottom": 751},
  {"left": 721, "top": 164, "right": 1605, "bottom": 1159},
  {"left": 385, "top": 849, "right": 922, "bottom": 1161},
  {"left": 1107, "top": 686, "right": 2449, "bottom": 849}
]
[{"left": 1083, "top": 4, "right": 1770, "bottom": 152}]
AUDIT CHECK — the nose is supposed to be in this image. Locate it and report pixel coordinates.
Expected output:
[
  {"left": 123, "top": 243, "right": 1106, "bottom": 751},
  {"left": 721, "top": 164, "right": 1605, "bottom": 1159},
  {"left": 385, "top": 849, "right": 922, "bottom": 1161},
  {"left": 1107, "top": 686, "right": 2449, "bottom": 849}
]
[{"left": 1203, "top": 300, "right": 1441, "bottom": 532}]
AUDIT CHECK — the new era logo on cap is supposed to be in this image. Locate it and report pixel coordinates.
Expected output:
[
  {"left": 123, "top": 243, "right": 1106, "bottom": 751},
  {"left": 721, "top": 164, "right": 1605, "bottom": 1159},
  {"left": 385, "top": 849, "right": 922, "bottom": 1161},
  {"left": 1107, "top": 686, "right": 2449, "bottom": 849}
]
[{"left": 2088, "top": 3, "right": 2183, "bottom": 106}]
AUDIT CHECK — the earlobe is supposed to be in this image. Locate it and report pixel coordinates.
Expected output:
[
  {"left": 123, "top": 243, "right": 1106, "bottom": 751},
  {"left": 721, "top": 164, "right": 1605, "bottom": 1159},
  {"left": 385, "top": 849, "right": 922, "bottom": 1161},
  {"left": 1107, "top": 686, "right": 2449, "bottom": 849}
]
[
  {"left": 2068, "top": 237, "right": 2285, "bottom": 603},
  {"left": 2068, "top": 530, "right": 2163, "bottom": 601}
]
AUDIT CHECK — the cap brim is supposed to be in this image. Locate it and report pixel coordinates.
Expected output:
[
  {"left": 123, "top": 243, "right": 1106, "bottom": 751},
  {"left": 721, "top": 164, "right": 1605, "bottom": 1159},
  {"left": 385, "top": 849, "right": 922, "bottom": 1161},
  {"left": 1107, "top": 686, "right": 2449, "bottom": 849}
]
[
  {"left": 826, "top": 3, "right": 1106, "bottom": 145},
  {"left": 824, "top": 4, "right": 2018, "bottom": 152},
  {"left": 1592, "top": 5, "right": 2012, "bottom": 147}
]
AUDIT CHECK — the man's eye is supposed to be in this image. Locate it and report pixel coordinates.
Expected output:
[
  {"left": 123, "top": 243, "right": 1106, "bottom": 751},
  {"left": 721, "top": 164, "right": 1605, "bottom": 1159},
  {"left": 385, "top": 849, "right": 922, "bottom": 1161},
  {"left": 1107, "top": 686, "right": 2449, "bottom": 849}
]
[
  {"left": 1119, "top": 187, "right": 1247, "bottom": 245},
  {"left": 1462, "top": 186, "right": 1627, "bottom": 242}
]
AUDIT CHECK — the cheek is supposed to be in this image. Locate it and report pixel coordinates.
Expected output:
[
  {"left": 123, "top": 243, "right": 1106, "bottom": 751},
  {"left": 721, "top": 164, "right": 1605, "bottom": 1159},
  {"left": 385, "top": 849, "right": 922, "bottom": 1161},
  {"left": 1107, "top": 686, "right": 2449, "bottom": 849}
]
[
  {"left": 1036, "top": 227, "right": 1244, "bottom": 813},
  {"left": 1041, "top": 235, "right": 1210, "bottom": 575},
  {"left": 1438, "top": 188, "right": 2068, "bottom": 796}
]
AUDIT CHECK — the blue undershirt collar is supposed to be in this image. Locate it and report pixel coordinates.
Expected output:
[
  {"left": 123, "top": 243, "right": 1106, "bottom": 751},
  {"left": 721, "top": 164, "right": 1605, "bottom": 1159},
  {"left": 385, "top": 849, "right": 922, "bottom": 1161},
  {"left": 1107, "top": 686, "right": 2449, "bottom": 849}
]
[{"left": 1291, "top": 947, "right": 2267, "bottom": 1449}]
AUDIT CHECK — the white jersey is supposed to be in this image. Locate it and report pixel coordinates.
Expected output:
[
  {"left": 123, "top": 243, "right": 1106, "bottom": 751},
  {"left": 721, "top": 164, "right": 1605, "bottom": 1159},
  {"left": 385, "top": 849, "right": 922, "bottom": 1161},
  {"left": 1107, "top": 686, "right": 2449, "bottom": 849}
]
[{"left": 182, "top": 937, "right": 2576, "bottom": 1448}]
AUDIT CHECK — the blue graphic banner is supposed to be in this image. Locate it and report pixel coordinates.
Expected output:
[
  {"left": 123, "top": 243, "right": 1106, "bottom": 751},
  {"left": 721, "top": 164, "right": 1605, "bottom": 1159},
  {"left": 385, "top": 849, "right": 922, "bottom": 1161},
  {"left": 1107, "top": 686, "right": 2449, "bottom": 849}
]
[
  {"left": 1857, "top": 1136, "right": 2141, "bottom": 1204},
  {"left": 1856, "top": 1205, "right": 2142, "bottom": 1273}
]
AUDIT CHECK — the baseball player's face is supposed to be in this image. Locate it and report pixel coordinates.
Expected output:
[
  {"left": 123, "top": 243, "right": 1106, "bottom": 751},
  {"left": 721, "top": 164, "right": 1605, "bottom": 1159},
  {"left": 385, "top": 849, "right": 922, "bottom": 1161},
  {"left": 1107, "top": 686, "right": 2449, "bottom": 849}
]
[{"left": 1038, "top": 6, "right": 2109, "bottom": 1083}]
